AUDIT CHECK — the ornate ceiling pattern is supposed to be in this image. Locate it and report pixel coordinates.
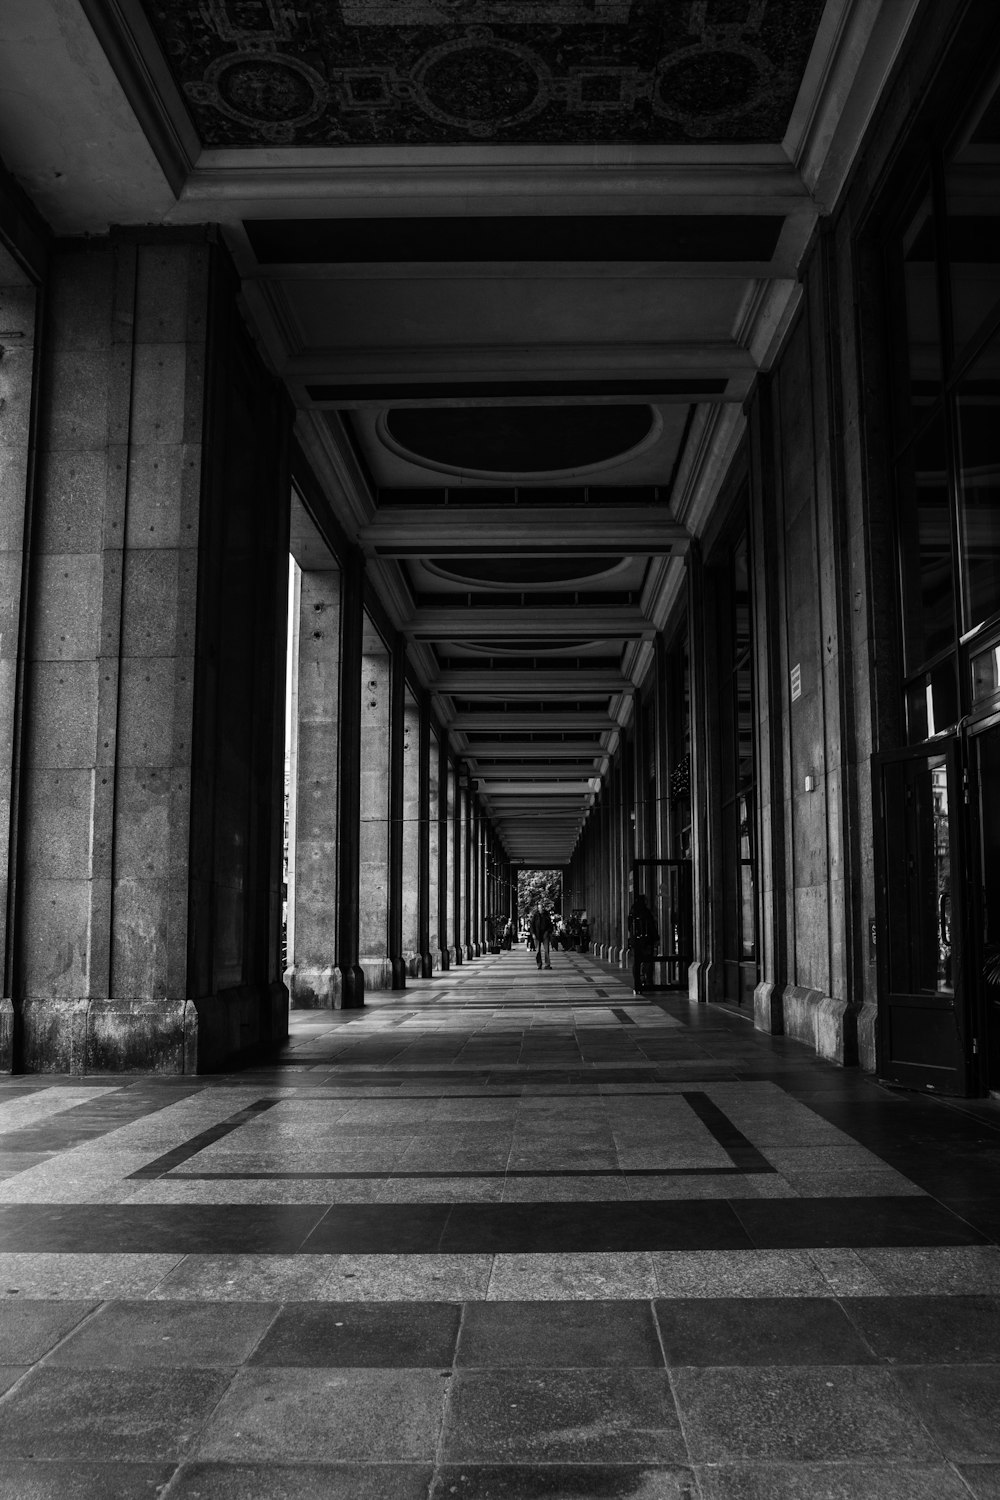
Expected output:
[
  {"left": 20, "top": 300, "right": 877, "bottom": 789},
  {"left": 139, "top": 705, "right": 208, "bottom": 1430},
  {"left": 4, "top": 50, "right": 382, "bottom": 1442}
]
[{"left": 140, "top": 0, "right": 825, "bottom": 147}]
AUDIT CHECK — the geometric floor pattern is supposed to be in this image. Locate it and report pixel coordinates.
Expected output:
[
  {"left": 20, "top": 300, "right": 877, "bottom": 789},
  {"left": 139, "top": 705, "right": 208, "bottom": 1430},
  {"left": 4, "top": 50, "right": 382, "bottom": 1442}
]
[{"left": 1, "top": 946, "right": 999, "bottom": 1497}]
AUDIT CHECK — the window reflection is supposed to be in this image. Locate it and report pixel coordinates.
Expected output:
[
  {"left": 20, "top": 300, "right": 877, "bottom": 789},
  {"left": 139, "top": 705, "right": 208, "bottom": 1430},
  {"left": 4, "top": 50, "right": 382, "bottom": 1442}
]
[
  {"left": 896, "top": 410, "right": 955, "bottom": 669},
  {"left": 901, "top": 193, "right": 942, "bottom": 429},
  {"left": 956, "top": 329, "right": 1000, "bottom": 631},
  {"left": 947, "top": 83, "right": 1000, "bottom": 359}
]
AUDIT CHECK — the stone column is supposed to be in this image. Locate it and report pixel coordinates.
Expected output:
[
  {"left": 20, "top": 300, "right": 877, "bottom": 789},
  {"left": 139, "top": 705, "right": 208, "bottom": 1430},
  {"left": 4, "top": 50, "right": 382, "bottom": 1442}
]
[
  {"left": 388, "top": 636, "right": 406, "bottom": 990},
  {"left": 429, "top": 727, "right": 444, "bottom": 970},
  {"left": 358, "top": 618, "right": 391, "bottom": 991},
  {"left": 335, "top": 555, "right": 364, "bottom": 1007},
  {"left": 445, "top": 758, "right": 458, "bottom": 965},
  {"left": 461, "top": 782, "right": 473, "bottom": 959},
  {"left": 0, "top": 277, "right": 37, "bottom": 1069},
  {"left": 286, "top": 565, "right": 341, "bottom": 1008},
  {"left": 471, "top": 802, "right": 482, "bottom": 956},
  {"left": 418, "top": 693, "right": 433, "bottom": 977},
  {"left": 13, "top": 234, "right": 291, "bottom": 1073},
  {"left": 399, "top": 687, "right": 421, "bottom": 979}
]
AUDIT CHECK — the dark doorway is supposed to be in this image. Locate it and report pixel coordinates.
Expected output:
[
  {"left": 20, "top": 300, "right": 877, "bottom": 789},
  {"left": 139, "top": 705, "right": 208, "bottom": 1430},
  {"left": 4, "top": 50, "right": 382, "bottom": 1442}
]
[
  {"left": 875, "top": 742, "right": 970, "bottom": 1094},
  {"left": 632, "top": 859, "right": 693, "bottom": 991}
]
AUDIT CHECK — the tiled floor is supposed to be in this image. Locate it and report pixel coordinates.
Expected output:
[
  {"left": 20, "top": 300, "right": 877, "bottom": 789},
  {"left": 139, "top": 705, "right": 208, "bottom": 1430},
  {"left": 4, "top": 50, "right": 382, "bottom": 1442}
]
[{"left": 1, "top": 947, "right": 999, "bottom": 1498}]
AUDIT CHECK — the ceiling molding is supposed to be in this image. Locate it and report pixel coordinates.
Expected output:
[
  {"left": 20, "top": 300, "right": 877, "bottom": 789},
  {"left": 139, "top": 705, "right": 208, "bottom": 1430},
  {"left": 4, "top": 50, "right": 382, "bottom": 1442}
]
[
  {"left": 293, "top": 410, "right": 374, "bottom": 538},
  {"left": 669, "top": 404, "right": 748, "bottom": 538},
  {"left": 784, "top": 0, "right": 923, "bottom": 212},
  {"left": 76, "top": 0, "right": 200, "bottom": 195}
]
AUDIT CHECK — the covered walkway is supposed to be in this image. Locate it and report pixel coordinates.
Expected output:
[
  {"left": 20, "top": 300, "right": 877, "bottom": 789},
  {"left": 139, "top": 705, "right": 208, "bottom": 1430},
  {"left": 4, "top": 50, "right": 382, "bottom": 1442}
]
[{"left": 0, "top": 947, "right": 998, "bottom": 1497}]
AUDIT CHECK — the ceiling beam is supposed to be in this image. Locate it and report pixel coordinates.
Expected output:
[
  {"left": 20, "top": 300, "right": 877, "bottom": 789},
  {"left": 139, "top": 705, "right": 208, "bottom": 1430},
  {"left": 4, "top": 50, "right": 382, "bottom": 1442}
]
[
  {"left": 408, "top": 607, "right": 652, "bottom": 640},
  {"left": 463, "top": 742, "right": 606, "bottom": 759},
  {"left": 452, "top": 712, "right": 618, "bottom": 733},
  {"left": 433, "top": 670, "right": 630, "bottom": 695},
  {"left": 362, "top": 507, "right": 689, "bottom": 557}
]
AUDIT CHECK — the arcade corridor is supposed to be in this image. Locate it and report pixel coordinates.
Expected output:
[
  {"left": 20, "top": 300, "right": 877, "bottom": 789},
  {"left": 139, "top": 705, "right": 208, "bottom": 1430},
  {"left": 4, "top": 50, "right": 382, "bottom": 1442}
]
[{"left": 1, "top": 946, "right": 999, "bottom": 1495}]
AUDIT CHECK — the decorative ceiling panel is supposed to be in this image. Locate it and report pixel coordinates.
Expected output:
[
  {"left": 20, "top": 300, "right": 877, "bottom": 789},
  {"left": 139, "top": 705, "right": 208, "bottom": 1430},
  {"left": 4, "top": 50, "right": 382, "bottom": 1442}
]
[{"left": 142, "top": 0, "right": 826, "bottom": 147}]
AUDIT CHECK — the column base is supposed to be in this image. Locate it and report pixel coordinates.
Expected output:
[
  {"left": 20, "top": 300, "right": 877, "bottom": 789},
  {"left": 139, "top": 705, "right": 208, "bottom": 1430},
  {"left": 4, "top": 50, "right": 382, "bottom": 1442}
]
[
  {"left": 359, "top": 956, "right": 393, "bottom": 993},
  {"left": 688, "top": 959, "right": 720, "bottom": 1003},
  {"left": 390, "top": 956, "right": 408, "bottom": 990},
  {"left": 753, "top": 979, "right": 784, "bottom": 1035},
  {"left": 286, "top": 964, "right": 341, "bottom": 1010},
  {"left": 448, "top": 945, "right": 458, "bottom": 965},
  {"left": 336, "top": 964, "right": 366, "bottom": 1009},
  {"left": 463, "top": 944, "right": 474, "bottom": 960},
  {"left": 9, "top": 988, "right": 290, "bottom": 1075},
  {"left": 0, "top": 998, "right": 14, "bottom": 1073},
  {"left": 776, "top": 984, "right": 858, "bottom": 1067},
  {"left": 420, "top": 950, "right": 434, "bottom": 978},
  {"left": 857, "top": 997, "right": 879, "bottom": 1073}
]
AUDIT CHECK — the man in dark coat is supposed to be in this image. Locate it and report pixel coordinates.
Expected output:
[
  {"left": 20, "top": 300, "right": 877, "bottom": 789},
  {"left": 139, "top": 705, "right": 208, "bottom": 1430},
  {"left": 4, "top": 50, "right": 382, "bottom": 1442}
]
[{"left": 530, "top": 905, "right": 553, "bottom": 970}]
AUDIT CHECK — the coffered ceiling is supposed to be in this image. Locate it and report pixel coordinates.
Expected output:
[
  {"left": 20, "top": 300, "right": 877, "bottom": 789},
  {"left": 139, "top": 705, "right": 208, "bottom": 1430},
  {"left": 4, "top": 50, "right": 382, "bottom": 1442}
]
[{"left": 0, "top": 0, "right": 922, "bottom": 863}]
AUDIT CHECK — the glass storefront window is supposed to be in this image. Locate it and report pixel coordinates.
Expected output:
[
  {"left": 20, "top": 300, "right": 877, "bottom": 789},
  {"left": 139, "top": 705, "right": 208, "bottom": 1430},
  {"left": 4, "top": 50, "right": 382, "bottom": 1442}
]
[
  {"left": 971, "top": 637, "right": 1000, "bottom": 703},
  {"left": 900, "top": 192, "right": 943, "bottom": 432},
  {"left": 956, "top": 329, "right": 1000, "bottom": 632},
  {"left": 896, "top": 410, "right": 955, "bottom": 670},
  {"left": 906, "top": 657, "right": 959, "bottom": 741},
  {"left": 946, "top": 82, "right": 1000, "bottom": 361}
]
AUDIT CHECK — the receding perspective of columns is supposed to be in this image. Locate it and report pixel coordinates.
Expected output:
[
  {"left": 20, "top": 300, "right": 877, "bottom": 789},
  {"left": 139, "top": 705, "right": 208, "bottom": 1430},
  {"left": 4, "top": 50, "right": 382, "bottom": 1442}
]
[
  {"left": 286, "top": 562, "right": 341, "bottom": 1008},
  {"left": 8, "top": 234, "right": 290, "bottom": 1073},
  {"left": 358, "top": 614, "right": 392, "bottom": 991}
]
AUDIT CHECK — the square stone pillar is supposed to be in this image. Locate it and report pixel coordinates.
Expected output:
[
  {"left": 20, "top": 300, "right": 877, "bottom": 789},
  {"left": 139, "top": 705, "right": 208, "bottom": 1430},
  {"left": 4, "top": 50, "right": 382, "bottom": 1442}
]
[
  {"left": 286, "top": 566, "right": 341, "bottom": 1009},
  {"left": 446, "top": 758, "right": 459, "bottom": 965},
  {"left": 0, "top": 279, "right": 36, "bottom": 1070},
  {"left": 358, "top": 619, "right": 391, "bottom": 992},
  {"left": 428, "top": 726, "right": 443, "bottom": 971},
  {"left": 12, "top": 234, "right": 291, "bottom": 1073},
  {"left": 335, "top": 554, "right": 364, "bottom": 1008},
  {"left": 397, "top": 686, "right": 421, "bottom": 980}
]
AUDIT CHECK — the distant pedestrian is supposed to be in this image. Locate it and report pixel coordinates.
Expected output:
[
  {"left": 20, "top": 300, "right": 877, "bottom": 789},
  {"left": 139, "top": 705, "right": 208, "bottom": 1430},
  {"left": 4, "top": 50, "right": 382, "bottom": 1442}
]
[
  {"left": 627, "top": 893, "right": 658, "bottom": 995},
  {"left": 530, "top": 905, "right": 553, "bottom": 970}
]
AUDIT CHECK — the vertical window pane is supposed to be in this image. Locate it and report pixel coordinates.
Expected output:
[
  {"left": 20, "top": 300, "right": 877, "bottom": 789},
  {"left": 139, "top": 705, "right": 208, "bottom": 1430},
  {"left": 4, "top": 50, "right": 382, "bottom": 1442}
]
[
  {"left": 896, "top": 410, "right": 955, "bottom": 668},
  {"left": 956, "top": 330, "right": 1000, "bottom": 629},
  {"left": 733, "top": 535, "right": 750, "bottom": 657},
  {"left": 736, "top": 665, "right": 753, "bottom": 790},
  {"left": 947, "top": 82, "right": 1000, "bottom": 359}
]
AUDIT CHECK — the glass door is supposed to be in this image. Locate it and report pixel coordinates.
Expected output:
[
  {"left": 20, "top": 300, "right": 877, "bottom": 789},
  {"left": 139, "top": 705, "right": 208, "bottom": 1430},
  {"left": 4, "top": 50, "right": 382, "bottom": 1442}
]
[
  {"left": 968, "top": 715, "right": 1000, "bottom": 1093},
  {"left": 633, "top": 859, "right": 693, "bottom": 991},
  {"left": 874, "top": 741, "right": 971, "bottom": 1094}
]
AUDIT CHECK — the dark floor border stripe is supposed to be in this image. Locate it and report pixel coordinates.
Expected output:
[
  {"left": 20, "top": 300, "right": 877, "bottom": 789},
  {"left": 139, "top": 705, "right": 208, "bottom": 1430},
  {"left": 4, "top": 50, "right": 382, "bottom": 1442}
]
[
  {"left": 168, "top": 1166, "right": 748, "bottom": 1180},
  {"left": 126, "top": 1100, "right": 280, "bottom": 1180},
  {"left": 681, "top": 1091, "right": 776, "bottom": 1173}
]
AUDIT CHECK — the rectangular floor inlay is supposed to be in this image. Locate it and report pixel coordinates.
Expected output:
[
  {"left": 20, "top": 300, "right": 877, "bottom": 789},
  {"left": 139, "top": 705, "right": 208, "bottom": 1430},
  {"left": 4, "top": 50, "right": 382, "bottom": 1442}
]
[{"left": 1, "top": 945, "right": 998, "bottom": 1498}]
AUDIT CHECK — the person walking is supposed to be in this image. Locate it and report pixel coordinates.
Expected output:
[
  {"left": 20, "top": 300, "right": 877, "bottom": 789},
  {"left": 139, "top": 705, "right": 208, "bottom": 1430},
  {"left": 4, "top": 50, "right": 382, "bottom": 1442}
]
[
  {"left": 530, "top": 905, "right": 553, "bottom": 970},
  {"left": 627, "top": 892, "right": 659, "bottom": 996}
]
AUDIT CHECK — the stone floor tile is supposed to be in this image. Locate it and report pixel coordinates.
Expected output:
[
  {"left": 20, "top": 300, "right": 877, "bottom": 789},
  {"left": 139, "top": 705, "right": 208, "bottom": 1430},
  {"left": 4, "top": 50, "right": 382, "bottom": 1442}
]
[
  {"left": 47, "top": 1299, "right": 279, "bottom": 1367},
  {"left": 0, "top": 1461, "right": 174, "bottom": 1499},
  {"left": 891, "top": 1365, "right": 1000, "bottom": 1461},
  {"left": 456, "top": 1299, "right": 664, "bottom": 1368},
  {"left": 428, "top": 1465, "right": 699, "bottom": 1498},
  {"left": 694, "top": 1461, "right": 973, "bottom": 1499},
  {"left": 192, "top": 1368, "right": 447, "bottom": 1462},
  {"left": 840, "top": 1294, "right": 1000, "bottom": 1363},
  {"left": 130, "top": 1177, "right": 386, "bottom": 1204},
  {"left": 0, "top": 1367, "right": 233, "bottom": 1461},
  {"left": 320, "top": 1253, "right": 494, "bottom": 1300},
  {"left": 856, "top": 1246, "right": 1000, "bottom": 1294},
  {"left": 146, "top": 1252, "right": 337, "bottom": 1301},
  {"left": 806, "top": 1248, "right": 886, "bottom": 1296},
  {"left": 672, "top": 1365, "right": 940, "bottom": 1462},
  {"left": 249, "top": 1300, "right": 461, "bottom": 1367},
  {"left": 652, "top": 1250, "right": 828, "bottom": 1298},
  {"left": 958, "top": 1464, "right": 1000, "bottom": 1499},
  {"left": 502, "top": 1175, "right": 629, "bottom": 1201},
  {"left": 778, "top": 1171, "right": 924, "bottom": 1197},
  {"left": 656, "top": 1296, "right": 875, "bottom": 1366},
  {"left": 166, "top": 1462, "right": 433, "bottom": 1499},
  {"left": 0, "top": 1254, "right": 183, "bottom": 1300},
  {"left": 376, "top": 1177, "right": 505, "bottom": 1202},
  {"left": 0, "top": 1300, "right": 95, "bottom": 1361},
  {"left": 487, "top": 1252, "right": 657, "bottom": 1300},
  {"left": 440, "top": 1368, "right": 684, "bottom": 1463}
]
